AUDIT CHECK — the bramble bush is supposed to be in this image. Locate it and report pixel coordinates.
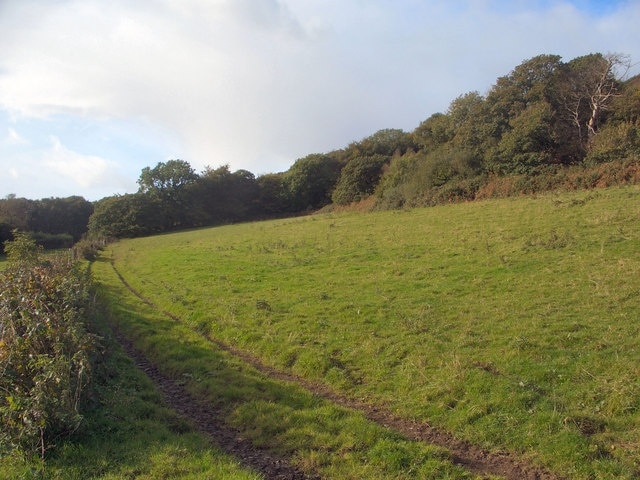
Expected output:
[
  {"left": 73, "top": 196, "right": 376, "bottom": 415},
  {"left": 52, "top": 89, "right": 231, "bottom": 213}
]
[
  {"left": 0, "top": 232, "right": 98, "bottom": 458},
  {"left": 72, "top": 235, "right": 110, "bottom": 262}
]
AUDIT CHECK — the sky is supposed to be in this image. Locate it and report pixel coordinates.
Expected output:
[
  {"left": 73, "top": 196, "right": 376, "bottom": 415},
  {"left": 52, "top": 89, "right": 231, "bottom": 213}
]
[{"left": 1, "top": 0, "right": 639, "bottom": 201}]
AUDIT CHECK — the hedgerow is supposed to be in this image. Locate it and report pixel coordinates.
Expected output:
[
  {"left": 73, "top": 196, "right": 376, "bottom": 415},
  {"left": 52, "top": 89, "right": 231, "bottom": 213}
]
[{"left": 0, "top": 232, "right": 98, "bottom": 458}]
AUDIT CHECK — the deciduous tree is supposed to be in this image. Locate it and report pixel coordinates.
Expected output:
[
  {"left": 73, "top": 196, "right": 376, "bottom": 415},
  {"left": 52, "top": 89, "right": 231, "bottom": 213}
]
[
  {"left": 88, "top": 194, "right": 163, "bottom": 238},
  {"left": 137, "top": 160, "right": 199, "bottom": 229},
  {"left": 284, "top": 154, "right": 342, "bottom": 212},
  {"left": 332, "top": 154, "right": 388, "bottom": 205},
  {"left": 138, "top": 159, "right": 198, "bottom": 198},
  {"left": 488, "top": 101, "right": 557, "bottom": 174},
  {"left": 559, "top": 52, "right": 631, "bottom": 152}
]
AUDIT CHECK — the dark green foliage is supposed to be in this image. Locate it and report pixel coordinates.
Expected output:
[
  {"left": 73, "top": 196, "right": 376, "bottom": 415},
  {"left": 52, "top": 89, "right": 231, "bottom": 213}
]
[
  {"left": 194, "top": 165, "right": 260, "bottom": 224},
  {"left": 375, "top": 148, "right": 481, "bottom": 208},
  {"left": 332, "top": 154, "right": 388, "bottom": 205},
  {"left": 488, "top": 101, "right": 557, "bottom": 174},
  {"left": 344, "top": 128, "right": 415, "bottom": 158},
  {"left": 412, "top": 113, "right": 453, "bottom": 152},
  {"left": 0, "top": 222, "right": 14, "bottom": 255},
  {"left": 372, "top": 52, "right": 637, "bottom": 208},
  {"left": 255, "top": 173, "right": 289, "bottom": 216},
  {"left": 0, "top": 234, "right": 97, "bottom": 457},
  {"left": 611, "top": 75, "right": 640, "bottom": 124},
  {"left": 584, "top": 122, "right": 640, "bottom": 165},
  {"left": 373, "top": 154, "right": 421, "bottom": 209},
  {"left": 0, "top": 196, "right": 92, "bottom": 250},
  {"left": 137, "top": 159, "right": 198, "bottom": 197},
  {"left": 30, "top": 197, "right": 94, "bottom": 242},
  {"left": 88, "top": 164, "right": 264, "bottom": 238},
  {"left": 447, "top": 91, "right": 492, "bottom": 154},
  {"left": 31, "top": 232, "right": 74, "bottom": 250},
  {"left": 0, "top": 196, "right": 32, "bottom": 232},
  {"left": 327, "top": 129, "right": 414, "bottom": 207},
  {"left": 484, "top": 54, "right": 568, "bottom": 169},
  {"left": 487, "top": 54, "right": 562, "bottom": 122},
  {"left": 283, "top": 153, "right": 343, "bottom": 212},
  {"left": 137, "top": 160, "right": 200, "bottom": 230},
  {"left": 88, "top": 193, "right": 164, "bottom": 238}
]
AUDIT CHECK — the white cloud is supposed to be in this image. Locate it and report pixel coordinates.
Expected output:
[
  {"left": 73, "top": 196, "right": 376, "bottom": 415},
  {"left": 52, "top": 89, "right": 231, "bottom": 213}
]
[
  {"left": 5, "top": 127, "right": 27, "bottom": 145},
  {"left": 44, "top": 136, "right": 115, "bottom": 189},
  {"left": 0, "top": 0, "right": 639, "bottom": 198},
  {"left": 0, "top": 134, "right": 135, "bottom": 200}
]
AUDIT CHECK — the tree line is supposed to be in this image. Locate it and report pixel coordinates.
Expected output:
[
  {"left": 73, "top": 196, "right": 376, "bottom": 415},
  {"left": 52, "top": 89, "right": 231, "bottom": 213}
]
[
  {"left": 86, "top": 127, "right": 416, "bottom": 238},
  {"left": 0, "top": 196, "right": 93, "bottom": 253},
  {"left": 375, "top": 52, "right": 640, "bottom": 207},
  {"left": 2, "top": 52, "right": 639, "bottom": 245}
]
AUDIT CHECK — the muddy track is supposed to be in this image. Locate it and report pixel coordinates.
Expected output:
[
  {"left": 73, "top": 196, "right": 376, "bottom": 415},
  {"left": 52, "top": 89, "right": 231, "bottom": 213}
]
[
  {"left": 111, "top": 326, "right": 317, "bottom": 480},
  {"left": 108, "top": 259, "right": 562, "bottom": 480}
]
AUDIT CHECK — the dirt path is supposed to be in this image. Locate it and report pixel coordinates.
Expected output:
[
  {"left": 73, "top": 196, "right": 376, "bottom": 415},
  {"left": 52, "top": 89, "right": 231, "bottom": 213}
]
[
  {"left": 111, "top": 326, "right": 318, "bottom": 480},
  {"left": 208, "top": 339, "right": 561, "bottom": 480},
  {"left": 108, "top": 260, "right": 562, "bottom": 480}
]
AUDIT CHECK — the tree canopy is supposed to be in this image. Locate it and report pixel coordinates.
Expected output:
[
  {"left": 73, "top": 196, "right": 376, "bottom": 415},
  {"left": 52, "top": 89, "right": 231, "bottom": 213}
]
[
  {"left": 0, "top": 195, "right": 93, "bottom": 252},
  {"left": 137, "top": 159, "right": 198, "bottom": 196},
  {"left": 7, "top": 51, "right": 633, "bottom": 242}
]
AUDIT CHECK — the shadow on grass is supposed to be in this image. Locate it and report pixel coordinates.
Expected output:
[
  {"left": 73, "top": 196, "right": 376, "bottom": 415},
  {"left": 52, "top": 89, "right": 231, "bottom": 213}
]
[
  {"left": 0, "top": 302, "right": 261, "bottom": 480},
  {"left": 90, "top": 256, "right": 469, "bottom": 479}
]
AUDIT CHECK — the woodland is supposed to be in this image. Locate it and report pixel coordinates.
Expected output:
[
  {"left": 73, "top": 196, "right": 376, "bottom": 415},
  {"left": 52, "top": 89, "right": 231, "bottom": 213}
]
[{"left": 1, "top": 52, "right": 639, "bottom": 247}]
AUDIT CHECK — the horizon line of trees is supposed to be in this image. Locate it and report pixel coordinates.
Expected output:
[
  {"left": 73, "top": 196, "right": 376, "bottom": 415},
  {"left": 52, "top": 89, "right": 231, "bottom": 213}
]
[
  {"left": 2, "top": 52, "right": 639, "bottom": 245},
  {"left": 0, "top": 196, "right": 93, "bottom": 253}
]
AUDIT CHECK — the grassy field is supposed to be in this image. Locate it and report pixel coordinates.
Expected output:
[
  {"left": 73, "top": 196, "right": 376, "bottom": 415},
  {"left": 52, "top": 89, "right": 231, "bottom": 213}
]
[
  {"left": 89, "top": 252, "right": 473, "bottom": 479},
  {"left": 96, "top": 186, "right": 639, "bottom": 478}
]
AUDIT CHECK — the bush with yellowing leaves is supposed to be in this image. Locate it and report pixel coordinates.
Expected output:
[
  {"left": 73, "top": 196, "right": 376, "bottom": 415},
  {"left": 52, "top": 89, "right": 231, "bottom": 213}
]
[{"left": 0, "top": 232, "right": 98, "bottom": 457}]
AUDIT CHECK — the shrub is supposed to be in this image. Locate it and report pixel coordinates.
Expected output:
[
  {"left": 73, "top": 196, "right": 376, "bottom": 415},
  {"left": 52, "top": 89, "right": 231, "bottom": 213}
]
[
  {"left": 584, "top": 122, "right": 640, "bottom": 165},
  {"left": 72, "top": 236, "right": 110, "bottom": 262},
  {"left": 0, "top": 234, "right": 97, "bottom": 457},
  {"left": 4, "top": 230, "right": 42, "bottom": 265},
  {"left": 31, "top": 232, "right": 74, "bottom": 250},
  {"left": 375, "top": 148, "right": 483, "bottom": 209},
  {"left": 0, "top": 223, "right": 12, "bottom": 255},
  {"left": 332, "top": 154, "right": 388, "bottom": 205}
]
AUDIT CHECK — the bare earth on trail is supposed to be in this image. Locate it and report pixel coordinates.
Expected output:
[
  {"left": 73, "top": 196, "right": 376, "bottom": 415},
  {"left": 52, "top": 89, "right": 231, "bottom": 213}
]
[
  {"left": 112, "top": 327, "right": 318, "bottom": 480},
  {"left": 213, "top": 339, "right": 562, "bottom": 480},
  {"left": 110, "top": 261, "right": 562, "bottom": 480}
]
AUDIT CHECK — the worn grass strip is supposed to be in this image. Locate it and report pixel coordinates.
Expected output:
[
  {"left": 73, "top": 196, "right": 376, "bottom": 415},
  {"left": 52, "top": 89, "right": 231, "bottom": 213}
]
[
  {"left": 108, "top": 322, "right": 314, "bottom": 480},
  {"left": 92, "top": 253, "right": 475, "bottom": 479}
]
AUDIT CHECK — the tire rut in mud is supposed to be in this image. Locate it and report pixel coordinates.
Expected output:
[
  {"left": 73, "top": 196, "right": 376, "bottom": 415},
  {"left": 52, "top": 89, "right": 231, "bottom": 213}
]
[
  {"left": 111, "top": 327, "right": 318, "bottom": 480},
  {"left": 108, "top": 260, "right": 562, "bottom": 480}
]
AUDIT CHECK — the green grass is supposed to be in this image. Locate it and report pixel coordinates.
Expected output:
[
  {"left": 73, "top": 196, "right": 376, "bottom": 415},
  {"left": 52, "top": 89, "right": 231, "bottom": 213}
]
[
  {"left": 87, "top": 252, "right": 474, "bottom": 479},
  {"left": 0, "top": 289, "right": 262, "bottom": 480},
  {"left": 101, "top": 186, "right": 639, "bottom": 478}
]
